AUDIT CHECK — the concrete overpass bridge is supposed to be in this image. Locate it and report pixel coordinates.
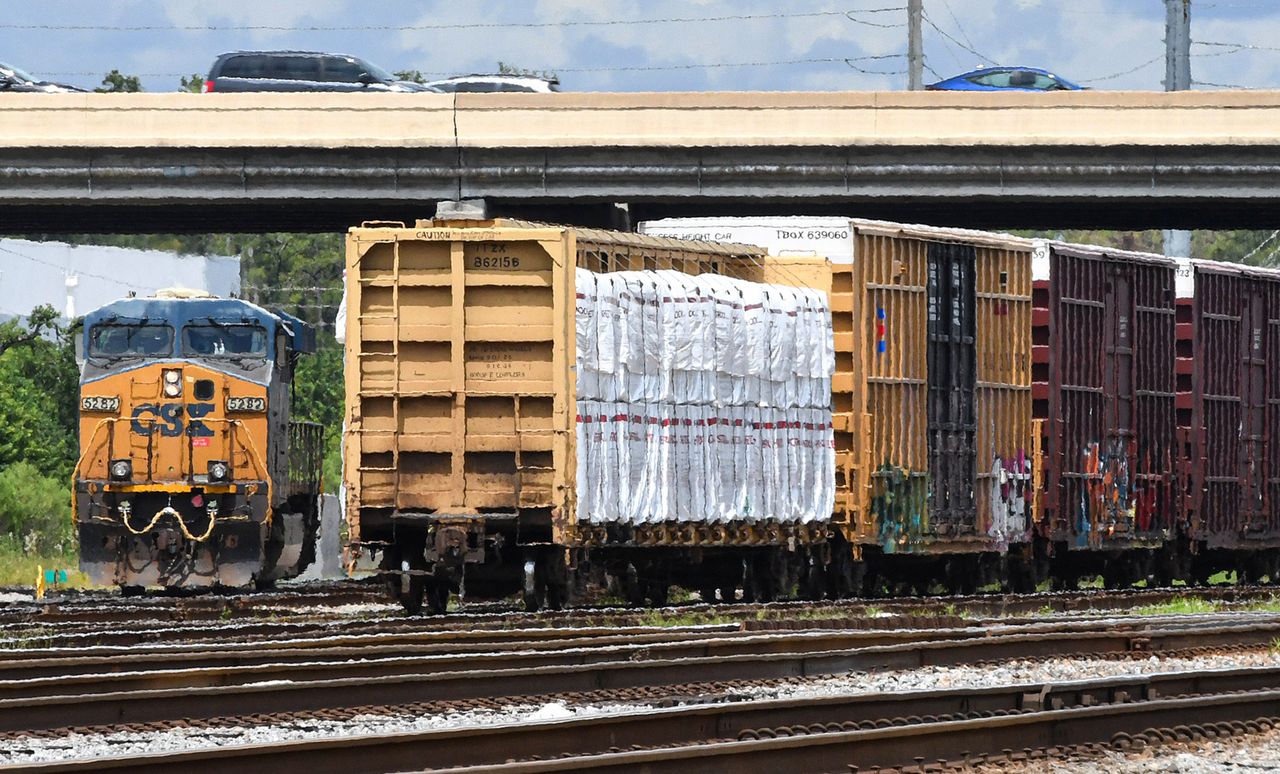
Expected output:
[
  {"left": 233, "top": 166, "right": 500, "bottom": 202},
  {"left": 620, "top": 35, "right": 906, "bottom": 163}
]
[{"left": 3, "top": 90, "right": 1280, "bottom": 233}]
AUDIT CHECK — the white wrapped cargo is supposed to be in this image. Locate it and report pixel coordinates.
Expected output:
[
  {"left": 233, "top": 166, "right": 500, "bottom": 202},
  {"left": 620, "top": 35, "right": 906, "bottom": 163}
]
[{"left": 574, "top": 268, "right": 834, "bottom": 526}]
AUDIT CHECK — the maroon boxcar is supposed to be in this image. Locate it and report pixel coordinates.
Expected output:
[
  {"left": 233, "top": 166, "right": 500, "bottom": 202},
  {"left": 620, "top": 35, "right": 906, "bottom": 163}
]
[
  {"left": 1178, "top": 259, "right": 1280, "bottom": 581},
  {"left": 1032, "top": 243, "right": 1179, "bottom": 586}
]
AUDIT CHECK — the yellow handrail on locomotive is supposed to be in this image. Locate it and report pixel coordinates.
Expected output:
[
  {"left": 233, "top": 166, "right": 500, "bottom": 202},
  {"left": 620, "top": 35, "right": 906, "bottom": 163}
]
[{"left": 71, "top": 416, "right": 274, "bottom": 531}]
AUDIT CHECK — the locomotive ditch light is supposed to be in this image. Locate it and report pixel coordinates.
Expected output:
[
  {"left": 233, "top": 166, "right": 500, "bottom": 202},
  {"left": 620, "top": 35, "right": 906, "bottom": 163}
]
[
  {"left": 208, "top": 460, "right": 230, "bottom": 483},
  {"left": 163, "top": 369, "right": 182, "bottom": 397},
  {"left": 109, "top": 459, "right": 132, "bottom": 481}
]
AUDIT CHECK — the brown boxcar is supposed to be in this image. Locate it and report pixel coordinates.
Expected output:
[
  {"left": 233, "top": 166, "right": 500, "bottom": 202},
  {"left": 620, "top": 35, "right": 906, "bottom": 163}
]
[
  {"left": 840, "top": 222, "right": 1037, "bottom": 590},
  {"left": 344, "top": 219, "right": 834, "bottom": 611},
  {"left": 1032, "top": 243, "right": 1179, "bottom": 586},
  {"left": 1178, "top": 259, "right": 1280, "bottom": 581}
]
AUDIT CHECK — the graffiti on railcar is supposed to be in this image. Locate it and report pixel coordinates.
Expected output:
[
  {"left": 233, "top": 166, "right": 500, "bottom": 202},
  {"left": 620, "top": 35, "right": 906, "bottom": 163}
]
[{"left": 987, "top": 451, "right": 1033, "bottom": 547}]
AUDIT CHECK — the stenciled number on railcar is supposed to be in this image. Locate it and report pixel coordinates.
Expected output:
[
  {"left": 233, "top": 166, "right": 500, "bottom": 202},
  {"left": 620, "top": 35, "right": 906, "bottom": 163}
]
[
  {"left": 81, "top": 395, "right": 120, "bottom": 413},
  {"left": 226, "top": 396, "right": 266, "bottom": 413}
]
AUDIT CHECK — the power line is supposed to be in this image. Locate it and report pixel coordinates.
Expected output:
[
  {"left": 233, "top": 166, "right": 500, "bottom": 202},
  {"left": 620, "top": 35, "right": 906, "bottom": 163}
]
[
  {"left": 0, "top": 244, "right": 150, "bottom": 291},
  {"left": 48, "top": 54, "right": 909, "bottom": 81},
  {"left": 921, "top": 10, "right": 995, "bottom": 66},
  {"left": 0, "top": 8, "right": 902, "bottom": 32},
  {"left": 1078, "top": 54, "right": 1164, "bottom": 83}
]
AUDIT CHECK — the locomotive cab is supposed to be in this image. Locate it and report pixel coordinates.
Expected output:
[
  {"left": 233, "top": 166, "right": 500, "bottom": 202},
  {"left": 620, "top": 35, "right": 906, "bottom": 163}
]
[{"left": 74, "top": 290, "right": 323, "bottom": 591}]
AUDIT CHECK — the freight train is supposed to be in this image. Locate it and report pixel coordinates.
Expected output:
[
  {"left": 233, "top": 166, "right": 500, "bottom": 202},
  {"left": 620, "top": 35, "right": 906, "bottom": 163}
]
[
  {"left": 74, "top": 290, "right": 324, "bottom": 591},
  {"left": 338, "top": 218, "right": 1280, "bottom": 613}
]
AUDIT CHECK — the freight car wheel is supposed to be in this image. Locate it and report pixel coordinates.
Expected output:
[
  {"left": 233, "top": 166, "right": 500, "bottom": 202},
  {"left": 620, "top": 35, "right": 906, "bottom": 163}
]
[
  {"left": 396, "top": 573, "right": 426, "bottom": 615},
  {"left": 425, "top": 577, "right": 449, "bottom": 615}
]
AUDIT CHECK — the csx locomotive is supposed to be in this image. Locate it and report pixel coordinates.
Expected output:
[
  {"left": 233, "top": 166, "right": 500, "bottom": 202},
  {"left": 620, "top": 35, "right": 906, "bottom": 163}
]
[{"left": 74, "top": 291, "right": 323, "bottom": 591}]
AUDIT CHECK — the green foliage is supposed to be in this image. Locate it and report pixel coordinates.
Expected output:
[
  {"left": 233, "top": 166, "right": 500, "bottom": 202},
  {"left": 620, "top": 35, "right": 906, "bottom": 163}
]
[
  {"left": 179, "top": 74, "right": 204, "bottom": 93},
  {"left": 0, "top": 309, "right": 79, "bottom": 478},
  {"left": 1014, "top": 229, "right": 1280, "bottom": 267},
  {"left": 0, "top": 304, "right": 60, "bottom": 357},
  {"left": 393, "top": 70, "right": 428, "bottom": 84},
  {"left": 497, "top": 61, "right": 558, "bottom": 80},
  {"left": 293, "top": 338, "right": 345, "bottom": 492},
  {"left": 95, "top": 70, "right": 142, "bottom": 93},
  {"left": 0, "top": 462, "right": 73, "bottom": 555}
]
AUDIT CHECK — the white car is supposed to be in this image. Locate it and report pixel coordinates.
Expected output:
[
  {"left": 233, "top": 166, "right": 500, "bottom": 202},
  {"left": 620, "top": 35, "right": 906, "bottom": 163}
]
[{"left": 422, "top": 74, "right": 560, "bottom": 93}]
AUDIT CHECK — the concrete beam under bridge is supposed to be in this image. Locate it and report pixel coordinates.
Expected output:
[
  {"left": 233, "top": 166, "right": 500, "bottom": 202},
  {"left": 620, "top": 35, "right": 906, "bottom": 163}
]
[{"left": 4, "top": 91, "right": 1280, "bottom": 232}]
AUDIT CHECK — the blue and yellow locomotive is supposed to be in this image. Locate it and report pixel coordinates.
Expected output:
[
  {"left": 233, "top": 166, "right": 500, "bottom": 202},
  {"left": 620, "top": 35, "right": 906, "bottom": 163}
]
[{"left": 74, "top": 290, "right": 323, "bottom": 591}]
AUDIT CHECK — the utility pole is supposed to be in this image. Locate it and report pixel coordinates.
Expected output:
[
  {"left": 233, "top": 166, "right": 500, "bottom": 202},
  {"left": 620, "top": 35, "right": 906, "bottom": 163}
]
[
  {"left": 907, "top": 0, "right": 924, "bottom": 90},
  {"left": 1163, "top": 0, "right": 1192, "bottom": 257}
]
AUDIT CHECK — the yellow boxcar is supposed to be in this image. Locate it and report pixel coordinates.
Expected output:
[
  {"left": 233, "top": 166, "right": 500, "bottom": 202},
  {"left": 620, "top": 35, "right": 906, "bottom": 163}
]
[{"left": 344, "top": 219, "right": 836, "bottom": 612}]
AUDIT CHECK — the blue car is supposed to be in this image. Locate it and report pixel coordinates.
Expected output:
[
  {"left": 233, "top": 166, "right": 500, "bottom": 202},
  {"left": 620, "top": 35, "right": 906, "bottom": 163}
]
[{"left": 926, "top": 66, "right": 1083, "bottom": 92}]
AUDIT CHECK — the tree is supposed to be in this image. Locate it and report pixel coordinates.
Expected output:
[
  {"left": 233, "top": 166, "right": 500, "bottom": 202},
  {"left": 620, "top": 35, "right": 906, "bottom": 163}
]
[
  {"left": 0, "top": 311, "right": 79, "bottom": 478},
  {"left": 179, "top": 74, "right": 204, "bottom": 93},
  {"left": 497, "top": 61, "right": 558, "bottom": 81},
  {"left": 95, "top": 70, "right": 142, "bottom": 93},
  {"left": 0, "top": 305, "right": 61, "bottom": 357},
  {"left": 393, "top": 70, "right": 427, "bottom": 84}
]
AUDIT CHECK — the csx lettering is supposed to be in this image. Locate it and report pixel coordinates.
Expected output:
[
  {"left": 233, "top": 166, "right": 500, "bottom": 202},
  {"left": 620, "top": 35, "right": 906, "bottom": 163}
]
[{"left": 131, "top": 403, "right": 215, "bottom": 437}]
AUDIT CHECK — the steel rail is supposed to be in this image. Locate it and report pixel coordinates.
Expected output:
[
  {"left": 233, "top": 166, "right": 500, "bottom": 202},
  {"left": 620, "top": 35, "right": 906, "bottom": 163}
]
[
  {"left": 0, "top": 611, "right": 1269, "bottom": 681},
  {"left": 0, "top": 616, "right": 1273, "bottom": 700},
  {"left": 441, "top": 690, "right": 1280, "bottom": 773},
  {"left": 0, "top": 620, "right": 1276, "bottom": 732},
  {"left": 11, "top": 666, "right": 1280, "bottom": 773}
]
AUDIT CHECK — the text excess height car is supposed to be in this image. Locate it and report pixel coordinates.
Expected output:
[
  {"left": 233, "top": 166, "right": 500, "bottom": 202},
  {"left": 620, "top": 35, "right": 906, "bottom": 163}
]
[
  {"left": 0, "top": 62, "right": 86, "bottom": 93},
  {"left": 203, "top": 51, "right": 437, "bottom": 93},
  {"left": 926, "top": 66, "right": 1083, "bottom": 92}
]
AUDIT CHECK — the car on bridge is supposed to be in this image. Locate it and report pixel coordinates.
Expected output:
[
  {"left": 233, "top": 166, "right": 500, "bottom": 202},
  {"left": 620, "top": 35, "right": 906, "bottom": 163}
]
[
  {"left": 926, "top": 66, "right": 1083, "bottom": 92},
  {"left": 0, "top": 62, "right": 85, "bottom": 93},
  {"left": 420, "top": 74, "right": 561, "bottom": 93},
  {"left": 203, "top": 51, "right": 438, "bottom": 93}
]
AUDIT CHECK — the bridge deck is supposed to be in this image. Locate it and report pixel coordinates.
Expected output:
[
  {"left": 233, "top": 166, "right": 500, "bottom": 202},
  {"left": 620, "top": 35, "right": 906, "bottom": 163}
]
[{"left": 4, "top": 91, "right": 1280, "bottom": 149}]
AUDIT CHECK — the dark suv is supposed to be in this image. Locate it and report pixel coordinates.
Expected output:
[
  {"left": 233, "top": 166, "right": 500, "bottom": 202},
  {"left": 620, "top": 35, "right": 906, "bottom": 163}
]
[{"left": 203, "top": 51, "right": 436, "bottom": 93}]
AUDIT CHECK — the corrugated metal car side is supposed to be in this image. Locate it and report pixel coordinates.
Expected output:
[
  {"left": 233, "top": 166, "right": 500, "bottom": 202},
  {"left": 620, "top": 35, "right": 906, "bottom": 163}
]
[
  {"left": 1035, "top": 245, "right": 1177, "bottom": 550},
  {"left": 858, "top": 232, "right": 930, "bottom": 553},
  {"left": 1183, "top": 262, "right": 1280, "bottom": 549},
  {"left": 972, "top": 243, "right": 1036, "bottom": 545}
]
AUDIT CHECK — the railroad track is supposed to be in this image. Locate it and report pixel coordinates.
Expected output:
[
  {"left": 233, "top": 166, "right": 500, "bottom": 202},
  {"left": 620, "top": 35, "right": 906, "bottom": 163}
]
[
  {"left": 12, "top": 665, "right": 1280, "bottom": 772},
  {"left": 5, "top": 584, "right": 1279, "bottom": 649},
  {"left": 0, "top": 614, "right": 1277, "bottom": 733}
]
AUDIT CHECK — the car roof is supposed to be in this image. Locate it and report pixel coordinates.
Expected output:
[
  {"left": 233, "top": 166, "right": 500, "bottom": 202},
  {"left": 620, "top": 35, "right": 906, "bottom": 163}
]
[
  {"left": 215, "top": 50, "right": 364, "bottom": 59},
  {"left": 430, "top": 73, "right": 559, "bottom": 84}
]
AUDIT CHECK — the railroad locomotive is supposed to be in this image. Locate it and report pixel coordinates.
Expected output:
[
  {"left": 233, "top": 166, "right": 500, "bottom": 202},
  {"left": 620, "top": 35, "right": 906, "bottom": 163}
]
[{"left": 74, "top": 291, "right": 323, "bottom": 591}]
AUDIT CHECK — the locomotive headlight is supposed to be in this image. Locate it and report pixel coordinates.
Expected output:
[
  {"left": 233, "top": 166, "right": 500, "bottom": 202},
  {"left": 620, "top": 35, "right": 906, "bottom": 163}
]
[
  {"left": 208, "top": 460, "right": 230, "bottom": 483},
  {"left": 109, "top": 459, "right": 132, "bottom": 481},
  {"left": 163, "top": 369, "right": 182, "bottom": 397}
]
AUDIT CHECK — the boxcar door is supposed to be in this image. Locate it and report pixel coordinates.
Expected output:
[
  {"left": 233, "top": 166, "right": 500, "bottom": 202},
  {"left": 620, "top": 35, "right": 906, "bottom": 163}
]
[
  {"left": 1240, "top": 287, "right": 1267, "bottom": 533},
  {"left": 1101, "top": 266, "right": 1136, "bottom": 534},
  {"left": 926, "top": 242, "right": 977, "bottom": 535}
]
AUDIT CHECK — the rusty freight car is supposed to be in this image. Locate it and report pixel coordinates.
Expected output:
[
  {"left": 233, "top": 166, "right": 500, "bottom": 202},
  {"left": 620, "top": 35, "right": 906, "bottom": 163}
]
[
  {"left": 343, "top": 219, "right": 835, "bottom": 612},
  {"left": 1031, "top": 243, "right": 1179, "bottom": 589},
  {"left": 640, "top": 218, "right": 1039, "bottom": 594},
  {"left": 1177, "top": 259, "right": 1280, "bottom": 583}
]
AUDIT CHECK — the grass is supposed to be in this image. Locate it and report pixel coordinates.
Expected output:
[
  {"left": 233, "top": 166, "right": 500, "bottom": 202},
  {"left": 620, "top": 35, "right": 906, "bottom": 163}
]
[
  {"left": 1133, "top": 597, "right": 1220, "bottom": 616},
  {"left": 0, "top": 548, "right": 92, "bottom": 590},
  {"left": 635, "top": 610, "right": 742, "bottom": 627}
]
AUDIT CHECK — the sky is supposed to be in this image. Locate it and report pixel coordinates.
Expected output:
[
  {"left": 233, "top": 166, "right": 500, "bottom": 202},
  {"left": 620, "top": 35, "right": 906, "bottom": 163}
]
[{"left": 2, "top": 0, "right": 1279, "bottom": 93}]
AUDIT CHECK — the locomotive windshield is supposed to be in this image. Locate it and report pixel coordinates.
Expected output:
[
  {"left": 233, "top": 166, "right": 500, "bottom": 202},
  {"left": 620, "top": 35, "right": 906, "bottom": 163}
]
[
  {"left": 183, "top": 323, "right": 268, "bottom": 358},
  {"left": 89, "top": 324, "right": 174, "bottom": 357}
]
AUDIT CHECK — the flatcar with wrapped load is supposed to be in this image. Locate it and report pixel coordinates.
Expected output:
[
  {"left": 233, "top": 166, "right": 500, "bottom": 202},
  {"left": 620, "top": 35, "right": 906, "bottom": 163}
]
[{"left": 343, "top": 219, "right": 835, "bottom": 613}]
